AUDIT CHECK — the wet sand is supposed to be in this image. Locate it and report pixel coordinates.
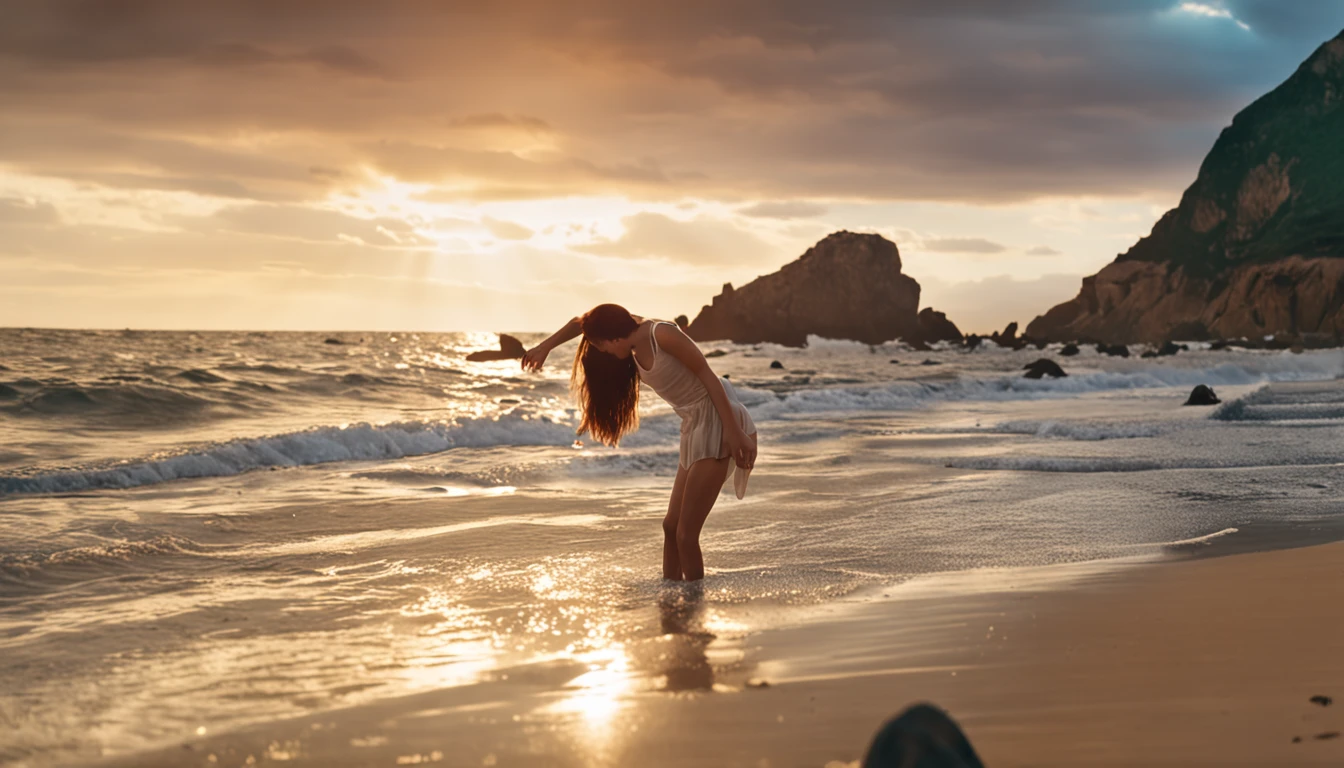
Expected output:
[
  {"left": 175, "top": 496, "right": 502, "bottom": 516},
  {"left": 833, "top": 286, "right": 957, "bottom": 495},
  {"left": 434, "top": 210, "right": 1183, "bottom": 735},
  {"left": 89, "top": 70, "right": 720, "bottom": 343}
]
[{"left": 97, "top": 542, "right": 1344, "bottom": 768}]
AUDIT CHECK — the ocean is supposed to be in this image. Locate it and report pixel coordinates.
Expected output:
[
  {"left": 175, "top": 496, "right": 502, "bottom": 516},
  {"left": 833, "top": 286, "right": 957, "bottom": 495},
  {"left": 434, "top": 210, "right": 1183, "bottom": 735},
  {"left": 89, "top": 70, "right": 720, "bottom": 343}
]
[{"left": 3, "top": 328, "right": 1344, "bottom": 766}]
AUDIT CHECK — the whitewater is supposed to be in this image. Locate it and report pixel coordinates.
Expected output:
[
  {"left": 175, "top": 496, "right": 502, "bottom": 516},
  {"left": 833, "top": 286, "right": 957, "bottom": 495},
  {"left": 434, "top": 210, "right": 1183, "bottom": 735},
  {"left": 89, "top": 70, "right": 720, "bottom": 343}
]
[{"left": 4, "top": 327, "right": 1344, "bottom": 766}]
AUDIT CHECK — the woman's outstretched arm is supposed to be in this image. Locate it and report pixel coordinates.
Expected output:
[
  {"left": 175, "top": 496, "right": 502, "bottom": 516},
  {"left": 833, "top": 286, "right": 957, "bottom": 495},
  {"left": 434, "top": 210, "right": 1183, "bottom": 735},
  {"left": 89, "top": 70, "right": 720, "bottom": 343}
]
[
  {"left": 522, "top": 316, "right": 581, "bottom": 372},
  {"left": 654, "top": 324, "right": 757, "bottom": 469}
]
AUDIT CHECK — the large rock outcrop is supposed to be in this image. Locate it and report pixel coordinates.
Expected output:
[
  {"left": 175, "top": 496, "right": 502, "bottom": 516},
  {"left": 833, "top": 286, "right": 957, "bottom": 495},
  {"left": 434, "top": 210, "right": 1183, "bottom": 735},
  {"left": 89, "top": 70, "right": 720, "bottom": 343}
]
[
  {"left": 1027, "top": 30, "right": 1344, "bottom": 344},
  {"left": 687, "top": 231, "right": 923, "bottom": 346}
]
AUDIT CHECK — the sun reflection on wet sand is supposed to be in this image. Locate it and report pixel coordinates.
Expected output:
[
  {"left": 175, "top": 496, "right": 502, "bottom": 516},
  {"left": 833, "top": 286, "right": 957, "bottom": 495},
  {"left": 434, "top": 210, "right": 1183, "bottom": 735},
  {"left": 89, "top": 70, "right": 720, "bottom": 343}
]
[{"left": 537, "top": 644, "right": 643, "bottom": 765}]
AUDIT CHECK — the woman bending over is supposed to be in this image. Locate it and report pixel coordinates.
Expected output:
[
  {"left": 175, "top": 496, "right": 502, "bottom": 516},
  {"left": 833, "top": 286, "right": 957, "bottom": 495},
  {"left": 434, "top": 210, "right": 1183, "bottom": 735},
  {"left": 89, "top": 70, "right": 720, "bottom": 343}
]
[{"left": 522, "top": 304, "right": 757, "bottom": 581}]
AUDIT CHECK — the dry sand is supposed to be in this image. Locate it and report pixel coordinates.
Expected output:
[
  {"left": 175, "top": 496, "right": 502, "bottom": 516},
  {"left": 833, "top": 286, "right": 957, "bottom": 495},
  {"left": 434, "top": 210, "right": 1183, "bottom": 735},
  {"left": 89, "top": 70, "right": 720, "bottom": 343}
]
[{"left": 99, "top": 542, "right": 1344, "bottom": 768}]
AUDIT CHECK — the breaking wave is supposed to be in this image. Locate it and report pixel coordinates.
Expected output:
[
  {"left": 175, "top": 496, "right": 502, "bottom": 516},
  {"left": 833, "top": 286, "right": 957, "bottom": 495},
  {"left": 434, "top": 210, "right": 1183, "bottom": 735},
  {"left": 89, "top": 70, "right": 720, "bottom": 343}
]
[{"left": 0, "top": 415, "right": 582, "bottom": 495}]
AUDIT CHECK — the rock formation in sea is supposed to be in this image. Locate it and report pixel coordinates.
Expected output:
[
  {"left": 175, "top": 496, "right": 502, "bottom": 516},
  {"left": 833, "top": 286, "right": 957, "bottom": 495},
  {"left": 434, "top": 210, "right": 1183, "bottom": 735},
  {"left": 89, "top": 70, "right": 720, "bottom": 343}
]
[
  {"left": 686, "top": 231, "right": 933, "bottom": 346},
  {"left": 917, "top": 308, "right": 963, "bottom": 343},
  {"left": 1027, "top": 30, "right": 1344, "bottom": 345},
  {"left": 465, "top": 333, "right": 526, "bottom": 362}
]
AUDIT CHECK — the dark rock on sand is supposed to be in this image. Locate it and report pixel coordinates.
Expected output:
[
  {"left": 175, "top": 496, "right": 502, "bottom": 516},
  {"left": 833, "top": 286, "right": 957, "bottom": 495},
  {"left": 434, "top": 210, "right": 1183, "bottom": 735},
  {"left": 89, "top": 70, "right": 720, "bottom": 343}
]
[
  {"left": 769, "top": 360, "right": 784, "bottom": 369},
  {"left": 1184, "top": 385, "right": 1221, "bottom": 405},
  {"left": 465, "top": 333, "right": 527, "bottom": 362},
  {"left": 1209, "top": 339, "right": 1230, "bottom": 350},
  {"left": 917, "top": 308, "right": 963, "bottom": 344},
  {"left": 1316, "top": 732, "right": 1341, "bottom": 740},
  {"left": 890, "top": 359, "right": 901, "bottom": 364},
  {"left": 1059, "top": 343, "right": 1081, "bottom": 356},
  {"left": 687, "top": 231, "right": 922, "bottom": 347},
  {"left": 323, "top": 337, "right": 344, "bottom": 345},
  {"left": 1028, "top": 30, "right": 1344, "bottom": 344},
  {"left": 863, "top": 703, "right": 985, "bottom": 768},
  {"left": 1023, "top": 359, "right": 1067, "bottom": 379},
  {"left": 920, "top": 359, "right": 942, "bottom": 366},
  {"left": 704, "top": 349, "right": 729, "bottom": 358},
  {"left": 1310, "top": 695, "right": 1333, "bottom": 707}
]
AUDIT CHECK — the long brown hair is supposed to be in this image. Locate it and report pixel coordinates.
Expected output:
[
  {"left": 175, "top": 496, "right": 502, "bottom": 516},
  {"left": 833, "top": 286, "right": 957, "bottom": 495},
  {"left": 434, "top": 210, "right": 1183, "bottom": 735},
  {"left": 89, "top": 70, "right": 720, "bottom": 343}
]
[{"left": 572, "top": 304, "right": 641, "bottom": 446}]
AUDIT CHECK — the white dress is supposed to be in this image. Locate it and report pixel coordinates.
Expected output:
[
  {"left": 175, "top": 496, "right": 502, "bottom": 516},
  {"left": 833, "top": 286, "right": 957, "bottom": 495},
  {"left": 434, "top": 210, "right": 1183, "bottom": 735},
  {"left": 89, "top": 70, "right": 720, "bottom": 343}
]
[{"left": 637, "top": 322, "right": 756, "bottom": 499}]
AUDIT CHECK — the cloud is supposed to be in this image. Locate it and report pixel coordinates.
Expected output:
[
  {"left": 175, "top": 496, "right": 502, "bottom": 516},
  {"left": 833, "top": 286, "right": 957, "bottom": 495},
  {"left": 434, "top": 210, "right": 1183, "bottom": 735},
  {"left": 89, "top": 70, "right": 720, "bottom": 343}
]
[
  {"left": 921, "top": 237, "right": 1008, "bottom": 254},
  {"left": 451, "top": 114, "right": 552, "bottom": 133},
  {"left": 0, "top": 197, "right": 60, "bottom": 225},
  {"left": 185, "top": 204, "right": 433, "bottom": 247},
  {"left": 482, "top": 217, "right": 534, "bottom": 241},
  {"left": 1025, "top": 245, "right": 1062, "bottom": 256},
  {"left": 737, "top": 201, "right": 828, "bottom": 219},
  {"left": 361, "top": 141, "right": 671, "bottom": 197},
  {"left": 1, "top": 1, "right": 1341, "bottom": 208},
  {"left": 577, "top": 212, "right": 775, "bottom": 265},
  {"left": 1174, "top": 2, "right": 1252, "bottom": 31}
]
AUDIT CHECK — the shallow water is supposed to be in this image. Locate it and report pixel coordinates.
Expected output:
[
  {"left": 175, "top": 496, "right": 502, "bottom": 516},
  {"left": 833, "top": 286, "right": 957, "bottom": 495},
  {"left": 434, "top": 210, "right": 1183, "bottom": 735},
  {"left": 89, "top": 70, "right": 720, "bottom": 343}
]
[{"left": 3, "top": 329, "right": 1344, "bottom": 765}]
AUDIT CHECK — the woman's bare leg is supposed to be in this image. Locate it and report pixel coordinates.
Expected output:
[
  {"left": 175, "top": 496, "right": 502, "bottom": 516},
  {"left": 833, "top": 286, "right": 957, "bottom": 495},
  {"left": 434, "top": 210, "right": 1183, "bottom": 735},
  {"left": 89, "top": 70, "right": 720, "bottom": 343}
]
[
  {"left": 675, "top": 455, "right": 732, "bottom": 582},
  {"left": 662, "top": 466, "right": 690, "bottom": 580}
]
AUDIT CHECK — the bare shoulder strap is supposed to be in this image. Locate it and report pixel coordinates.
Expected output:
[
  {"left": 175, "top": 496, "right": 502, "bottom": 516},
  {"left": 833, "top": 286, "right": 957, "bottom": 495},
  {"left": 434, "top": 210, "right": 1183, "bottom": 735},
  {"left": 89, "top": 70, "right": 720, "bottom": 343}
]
[{"left": 649, "top": 320, "right": 674, "bottom": 358}]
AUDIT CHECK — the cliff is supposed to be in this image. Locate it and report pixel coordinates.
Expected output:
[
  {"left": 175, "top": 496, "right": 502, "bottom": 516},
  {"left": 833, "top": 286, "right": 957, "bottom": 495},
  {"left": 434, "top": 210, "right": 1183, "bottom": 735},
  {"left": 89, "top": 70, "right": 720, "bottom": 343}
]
[{"left": 1027, "top": 31, "right": 1344, "bottom": 344}]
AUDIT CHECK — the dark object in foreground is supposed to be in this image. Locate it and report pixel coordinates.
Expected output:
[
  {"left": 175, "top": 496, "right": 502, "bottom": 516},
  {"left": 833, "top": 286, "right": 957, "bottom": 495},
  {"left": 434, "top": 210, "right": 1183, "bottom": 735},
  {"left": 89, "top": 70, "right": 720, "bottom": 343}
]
[
  {"left": 1023, "top": 359, "right": 1067, "bottom": 379},
  {"left": 770, "top": 360, "right": 785, "bottom": 369},
  {"left": 465, "top": 334, "right": 526, "bottom": 362},
  {"left": 1184, "top": 385, "right": 1221, "bottom": 406},
  {"left": 1310, "top": 695, "right": 1333, "bottom": 707},
  {"left": 920, "top": 359, "right": 942, "bottom": 366},
  {"left": 1059, "top": 343, "right": 1080, "bottom": 356},
  {"left": 1317, "top": 732, "right": 1341, "bottom": 740},
  {"left": 323, "top": 337, "right": 344, "bottom": 345},
  {"left": 863, "top": 703, "right": 984, "bottom": 768}
]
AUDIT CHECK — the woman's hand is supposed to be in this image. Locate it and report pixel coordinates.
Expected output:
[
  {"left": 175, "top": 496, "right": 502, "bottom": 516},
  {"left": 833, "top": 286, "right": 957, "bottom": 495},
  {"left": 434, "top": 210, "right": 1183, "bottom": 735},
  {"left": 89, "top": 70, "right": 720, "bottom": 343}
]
[
  {"left": 726, "top": 425, "right": 757, "bottom": 470},
  {"left": 521, "top": 345, "right": 550, "bottom": 372}
]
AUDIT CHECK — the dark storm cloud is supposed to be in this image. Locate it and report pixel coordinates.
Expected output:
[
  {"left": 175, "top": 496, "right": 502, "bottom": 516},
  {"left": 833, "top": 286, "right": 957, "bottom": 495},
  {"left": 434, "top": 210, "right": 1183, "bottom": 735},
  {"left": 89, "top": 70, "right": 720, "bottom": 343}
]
[{"left": 0, "top": 0, "right": 1342, "bottom": 202}]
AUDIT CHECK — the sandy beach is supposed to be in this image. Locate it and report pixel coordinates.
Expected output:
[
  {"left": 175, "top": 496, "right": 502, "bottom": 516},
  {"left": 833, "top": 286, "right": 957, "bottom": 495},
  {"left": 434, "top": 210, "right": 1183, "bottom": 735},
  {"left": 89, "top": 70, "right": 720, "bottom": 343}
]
[{"left": 96, "top": 540, "right": 1344, "bottom": 768}]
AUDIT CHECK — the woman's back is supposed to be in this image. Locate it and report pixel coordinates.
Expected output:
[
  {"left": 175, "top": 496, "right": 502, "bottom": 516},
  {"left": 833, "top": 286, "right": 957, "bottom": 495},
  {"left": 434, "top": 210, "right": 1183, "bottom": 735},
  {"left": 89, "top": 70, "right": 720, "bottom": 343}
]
[{"left": 637, "top": 322, "right": 708, "bottom": 409}]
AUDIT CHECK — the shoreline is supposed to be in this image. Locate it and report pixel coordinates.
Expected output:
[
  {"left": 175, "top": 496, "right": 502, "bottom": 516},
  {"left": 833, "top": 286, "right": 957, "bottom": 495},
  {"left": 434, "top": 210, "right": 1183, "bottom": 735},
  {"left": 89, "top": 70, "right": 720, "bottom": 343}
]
[{"left": 91, "top": 539, "right": 1344, "bottom": 768}]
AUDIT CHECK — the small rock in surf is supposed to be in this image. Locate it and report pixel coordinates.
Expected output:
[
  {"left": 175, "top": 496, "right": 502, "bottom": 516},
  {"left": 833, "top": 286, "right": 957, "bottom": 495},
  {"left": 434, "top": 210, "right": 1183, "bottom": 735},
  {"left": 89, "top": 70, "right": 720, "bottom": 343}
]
[
  {"left": 1022, "top": 359, "right": 1067, "bottom": 379},
  {"left": 1184, "top": 385, "right": 1221, "bottom": 406}
]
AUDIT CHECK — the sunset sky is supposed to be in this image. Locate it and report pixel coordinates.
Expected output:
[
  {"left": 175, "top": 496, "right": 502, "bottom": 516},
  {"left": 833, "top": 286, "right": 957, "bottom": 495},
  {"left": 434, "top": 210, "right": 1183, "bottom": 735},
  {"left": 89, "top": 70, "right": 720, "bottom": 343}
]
[{"left": 3, "top": 1, "right": 1343, "bottom": 333}]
